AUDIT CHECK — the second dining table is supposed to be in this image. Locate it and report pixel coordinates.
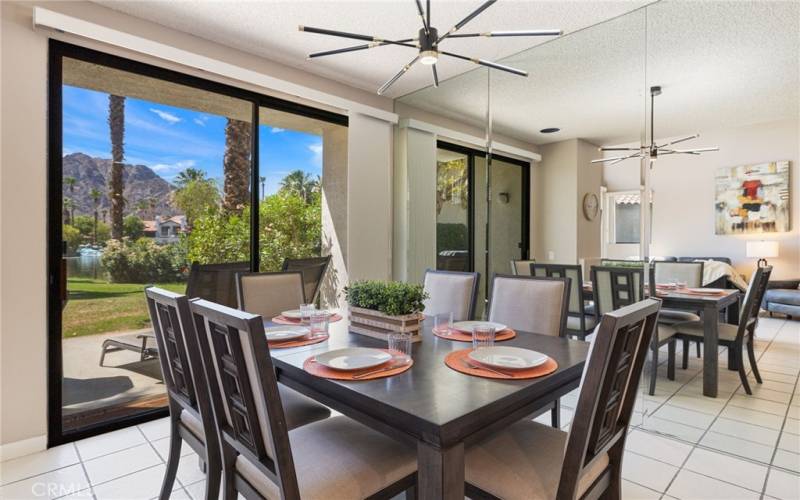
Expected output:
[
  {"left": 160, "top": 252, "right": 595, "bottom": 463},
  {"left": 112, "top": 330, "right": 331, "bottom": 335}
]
[{"left": 267, "top": 317, "right": 589, "bottom": 500}]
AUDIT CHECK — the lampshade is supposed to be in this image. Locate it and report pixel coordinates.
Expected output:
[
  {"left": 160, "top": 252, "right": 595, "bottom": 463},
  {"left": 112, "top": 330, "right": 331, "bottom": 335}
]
[{"left": 746, "top": 240, "right": 779, "bottom": 259}]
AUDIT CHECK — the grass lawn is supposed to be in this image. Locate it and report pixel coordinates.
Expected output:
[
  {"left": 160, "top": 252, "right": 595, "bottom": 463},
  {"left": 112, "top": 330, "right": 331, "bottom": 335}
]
[{"left": 63, "top": 278, "right": 185, "bottom": 338}]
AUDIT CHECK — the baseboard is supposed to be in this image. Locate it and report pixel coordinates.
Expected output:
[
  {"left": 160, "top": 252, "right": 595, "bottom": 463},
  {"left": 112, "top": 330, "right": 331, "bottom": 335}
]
[{"left": 0, "top": 435, "right": 47, "bottom": 462}]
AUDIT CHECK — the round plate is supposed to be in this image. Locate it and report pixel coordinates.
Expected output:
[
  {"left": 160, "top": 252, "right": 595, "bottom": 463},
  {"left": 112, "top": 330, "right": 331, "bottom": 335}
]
[
  {"left": 264, "top": 326, "right": 310, "bottom": 342},
  {"left": 451, "top": 321, "right": 507, "bottom": 333},
  {"left": 685, "top": 288, "right": 726, "bottom": 294},
  {"left": 314, "top": 348, "right": 392, "bottom": 371},
  {"left": 469, "top": 346, "right": 548, "bottom": 370},
  {"left": 281, "top": 309, "right": 329, "bottom": 319}
]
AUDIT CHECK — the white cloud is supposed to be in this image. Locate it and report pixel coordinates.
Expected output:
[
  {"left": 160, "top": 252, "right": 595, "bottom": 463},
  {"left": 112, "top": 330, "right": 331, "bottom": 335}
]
[
  {"left": 150, "top": 159, "right": 197, "bottom": 177},
  {"left": 308, "top": 142, "right": 323, "bottom": 168},
  {"left": 193, "top": 116, "right": 210, "bottom": 126},
  {"left": 149, "top": 108, "right": 182, "bottom": 124},
  {"left": 270, "top": 127, "right": 286, "bottom": 133}
]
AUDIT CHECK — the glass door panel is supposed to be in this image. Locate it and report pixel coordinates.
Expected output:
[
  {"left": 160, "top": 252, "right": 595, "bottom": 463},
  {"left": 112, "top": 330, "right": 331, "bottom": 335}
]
[
  {"left": 435, "top": 148, "right": 470, "bottom": 272},
  {"left": 488, "top": 157, "right": 525, "bottom": 280}
]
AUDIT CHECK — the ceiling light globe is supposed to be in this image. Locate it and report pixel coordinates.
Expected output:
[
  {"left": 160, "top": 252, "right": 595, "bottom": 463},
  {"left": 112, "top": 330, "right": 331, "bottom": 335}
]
[{"left": 420, "top": 50, "right": 438, "bottom": 65}]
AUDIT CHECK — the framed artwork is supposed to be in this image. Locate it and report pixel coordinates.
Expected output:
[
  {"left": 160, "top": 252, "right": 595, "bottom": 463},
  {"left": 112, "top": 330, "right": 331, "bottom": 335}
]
[{"left": 715, "top": 160, "right": 790, "bottom": 234}]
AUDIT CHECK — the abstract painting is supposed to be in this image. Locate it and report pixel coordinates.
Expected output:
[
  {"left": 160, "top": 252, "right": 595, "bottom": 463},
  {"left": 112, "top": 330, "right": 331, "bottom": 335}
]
[{"left": 715, "top": 160, "right": 790, "bottom": 234}]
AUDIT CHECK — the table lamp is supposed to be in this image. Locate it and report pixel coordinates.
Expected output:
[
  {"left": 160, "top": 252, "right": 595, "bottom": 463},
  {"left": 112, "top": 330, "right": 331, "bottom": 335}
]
[{"left": 746, "top": 240, "right": 779, "bottom": 267}]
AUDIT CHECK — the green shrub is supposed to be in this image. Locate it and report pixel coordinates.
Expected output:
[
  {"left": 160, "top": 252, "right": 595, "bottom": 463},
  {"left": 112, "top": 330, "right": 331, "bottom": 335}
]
[
  {"left": 436, "top": 223, "right": 468, "bottom": 254},
  {"left": 344, "top": 280, "right": 428, "bottom": 316},
  {"left": 102, "top": 237, "right": 187, "bottom": 283},
  {"left": 123, "top": 215, "right": 145, "bottom": 239}
]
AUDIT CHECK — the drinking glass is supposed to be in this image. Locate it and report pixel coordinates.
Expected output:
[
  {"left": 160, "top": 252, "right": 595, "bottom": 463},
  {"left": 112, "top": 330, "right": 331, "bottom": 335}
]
[
  {"left": 309, "top": 311, "right": 329, "bottom": 338},
  {"left": 388, "top": 333, "right": 412, "bottom": 362},
  {"left": 433, "top": 312, "right": 453, "bottom": 334},
  {"left": 472, "top": 325, "right": 496, "bottom": 350},
  {"left": 299, "top": 303, "right": 314, "bottom": 323}
]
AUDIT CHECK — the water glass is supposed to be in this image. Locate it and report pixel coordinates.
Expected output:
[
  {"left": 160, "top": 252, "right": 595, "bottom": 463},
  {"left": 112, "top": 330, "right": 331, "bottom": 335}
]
[
  {"left": 299, "top": 303, "right": 315, "bottom": 322},
  {"left": 388, "top": 333, "right": 412, "bottom": 361},
  {"left": 472, "top": 325, "right": 496, "bottom": 350},
  {"left": 433, "top": 312, "right": 453, "bottom": 334},
  {"left": 309, "top": 311, "right": 329, "bottom": 338}
]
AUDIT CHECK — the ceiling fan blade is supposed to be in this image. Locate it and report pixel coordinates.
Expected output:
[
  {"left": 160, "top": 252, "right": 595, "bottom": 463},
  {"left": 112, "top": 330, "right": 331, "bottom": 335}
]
[
  {"left": 598, "top": 147, "right": 641, "bottom": 152},
  {"left": 448, "top": 29, "right": 562, "bottom": 38},
  {"left": 438, "top": 0, "right": 498, "bottom": 43},
  {"left": 415, "top": 0, "right": 430, "bottom": 34},
  {"left": 378, "top": 55, "right": 420, "bottom": 95},
  {"left": 432, "top": 64, "right": 439, "bottom": 87},
  {"left": 590, "top": 152, "right": 642, "bottom": 165},
  {"left": 672, "top": 147, "right": 719, "bottom": 153},
  {"left": 307, "top": 39, "right": 416, "bottom": 59},
  {"left": 439, "top": 50, "right": 528, "bottom": 76},
  {"left": 657, "top": 134, "right": 700, "bottom": 148},
  {"left": 300, "top": 26, "right": 417, "bottom": 49}
]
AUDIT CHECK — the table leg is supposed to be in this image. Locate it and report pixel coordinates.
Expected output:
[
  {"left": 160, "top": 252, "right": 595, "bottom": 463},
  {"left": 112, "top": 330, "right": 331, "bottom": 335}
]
[
  {"left": 703, "top": 304, "right": 719, "bottom": 397},
  {"left": 417, "top": 441, "right": 464, "bottom": 500}
]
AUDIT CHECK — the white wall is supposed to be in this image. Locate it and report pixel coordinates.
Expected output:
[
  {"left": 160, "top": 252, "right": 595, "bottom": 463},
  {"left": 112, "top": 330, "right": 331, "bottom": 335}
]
[{"left": 603, "top": 119, "right": 800, "bottom": 279}]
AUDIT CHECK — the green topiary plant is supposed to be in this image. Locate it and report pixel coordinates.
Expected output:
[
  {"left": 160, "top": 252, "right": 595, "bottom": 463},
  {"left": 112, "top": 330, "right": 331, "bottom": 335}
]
[{"left": 344, "top": 280, "right": 428, "bottom": 317}]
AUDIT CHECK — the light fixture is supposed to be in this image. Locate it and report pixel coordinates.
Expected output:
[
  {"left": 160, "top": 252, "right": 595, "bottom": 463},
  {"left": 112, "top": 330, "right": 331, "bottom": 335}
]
[
  {"left": 591, "top": 86, "right": 719, "bottom": 167},
  {"left": 540, "top": 127, "right": 560, "bottom": 134},
  {"left": 746, "top": 240, "right": 779, "bottom": 267},
  {"left": 300, "top": 0, "right": 562, "bottom": 94}
]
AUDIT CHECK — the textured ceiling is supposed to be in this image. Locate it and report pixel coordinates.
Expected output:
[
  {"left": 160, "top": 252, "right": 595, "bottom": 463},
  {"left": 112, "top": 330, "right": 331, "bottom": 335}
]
[
  {"left": 400, "top": 1, "right": 800, "bottom": 146},
  {"left": 94, "top": 0, "right": 652, "bottom": 98}
]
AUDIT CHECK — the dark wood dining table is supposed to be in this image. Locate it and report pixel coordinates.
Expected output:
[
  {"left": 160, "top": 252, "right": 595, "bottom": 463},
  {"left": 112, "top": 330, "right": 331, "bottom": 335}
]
[{"left": 267, "top": 318, "right": 589, "bottom": 500}]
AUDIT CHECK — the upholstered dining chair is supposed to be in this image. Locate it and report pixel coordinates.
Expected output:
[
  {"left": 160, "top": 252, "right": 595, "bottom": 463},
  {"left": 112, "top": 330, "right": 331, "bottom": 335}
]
[
  {"left": 510, "top": 259, "right": 535, "bottom": 276},
  {"left": 649, "top": 261, "right": 704, "bottom": 359},
  {"left": 590, "top": 266, "right": 676, "bottom": 395},
  {"left": 464, "top": 298, "right": 662, "bottom": 500},
  {"left": 189, "top": 299, "right": 417, "bottom": 500},
  {"left": 146, "top": 287, "right": 331, "bottom": 500},
  {"left": 236, "top": 271, "right": 306, "bottom": 319},
  {"left": 673, "top": 266, "right": 772, "bottom": 394},
  {"left": 281, "top": 256, "right": 331, "bottom": 305},
  {"left": 422, "top": 269, "right": 480, "bottom": 321},
  {"left": 532, "top": 263, "right": 595, "bottom": 340},
  {"left": 185, "top": 261, "right": 250, "bottom": 308}
]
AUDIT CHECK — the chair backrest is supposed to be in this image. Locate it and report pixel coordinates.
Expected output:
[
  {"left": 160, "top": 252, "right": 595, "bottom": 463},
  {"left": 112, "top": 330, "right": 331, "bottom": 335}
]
[
  {"left": 237, "top": 271, "right": 306, "bottom": 319},
  {"left": 185, "top": 261, "right": 250, "bottom": 309},
  {"left": 422, "top": 269, "right": 480, "bottom": 321},
  {"left": 650, "top": 262, "right": 704, "bottom": 295},
  {"left": 591, "top": 266, "right": 644, "bottom": 316},
  {"left": 737, "top": 266, "right": 772, "bottom": 337},
  {"left": 189, "top": 298, "right": 300, "bottom": 498},
  {"left": 510, "top": 259, "right": 535, "bottom": 276},
  {"left": 144, "top": 287, "right": 217, "bottom": 447},
  {"left": 488, "top": 274, "right": 570, "bottom": 336},
  {"left": 557, "top": 298, "right": 661, "bottom": 500},
  {"left": 600, "top": 259, "right": 645, "bottom": 269},
  {"left": 281, "top": 256, "right": 331, "bottom": 305},
  {"left": 531, "top": 263, "right": 585, "bottom": 317}
]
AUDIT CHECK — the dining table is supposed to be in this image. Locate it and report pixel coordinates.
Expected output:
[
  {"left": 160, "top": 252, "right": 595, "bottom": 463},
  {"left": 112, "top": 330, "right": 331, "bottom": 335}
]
[{"left": 267, "top": 317, "right": 590, "bottom": 500}]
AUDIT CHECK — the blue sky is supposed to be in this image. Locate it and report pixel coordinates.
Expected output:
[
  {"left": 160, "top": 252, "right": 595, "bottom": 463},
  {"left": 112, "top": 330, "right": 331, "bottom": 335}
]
[{"left": 63, "top": 85, "right": 322, "bottom": 195}]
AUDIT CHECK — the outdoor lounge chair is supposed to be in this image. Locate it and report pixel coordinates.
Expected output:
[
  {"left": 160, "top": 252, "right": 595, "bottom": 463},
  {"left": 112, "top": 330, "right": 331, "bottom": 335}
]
[{"left": 99, "top": 332, "right": 159, "bottom": 366}]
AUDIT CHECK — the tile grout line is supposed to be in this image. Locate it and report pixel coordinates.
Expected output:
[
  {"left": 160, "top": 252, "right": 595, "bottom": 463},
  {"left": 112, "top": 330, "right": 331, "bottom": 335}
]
[
  {"left": 761, "top": 346, "right": 800, "bottom": 497},
  {"left": 64, "top": 441, "right": 96, "bottom": 500}
]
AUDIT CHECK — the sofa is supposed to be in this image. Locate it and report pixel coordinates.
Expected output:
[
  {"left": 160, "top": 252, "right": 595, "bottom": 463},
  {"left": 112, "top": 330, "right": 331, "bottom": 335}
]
[{"left": 764, "top": 279, "right": 800, "bottom": 319}]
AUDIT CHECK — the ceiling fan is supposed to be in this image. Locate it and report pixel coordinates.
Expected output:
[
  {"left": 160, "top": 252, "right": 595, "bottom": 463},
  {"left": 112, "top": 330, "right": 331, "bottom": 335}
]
[
  {"left": 592, "top": 85, "right": 720, "bottom": 167},
  {"left": 299, "top": 0, "right": 562, "bottom": 94}
]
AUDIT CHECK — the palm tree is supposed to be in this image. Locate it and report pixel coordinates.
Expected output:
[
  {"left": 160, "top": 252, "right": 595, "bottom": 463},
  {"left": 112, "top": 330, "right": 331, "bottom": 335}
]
[
  {"left": 222, "top": 118, "right": 251, "bottom": 214},
  {"left": 64, "top": 176, "right": 77, "bottom": 224},
  {"left": 279, "top": 170, "right": 318, "bottom": 203},
  {"left": 148, "top": 197, "right": 157, "bottom": 220},
  {"left": 175, "top": 168, "right": 206, "bottom": 187},
  {"left": 135, "top": 199, "right": 149, "bottom": 218},
  {"left": 90, "top": 188, "right": 102, "bottom": 245},
  {"left": 63, "top": 198, "right": 75, "bottom": 225},
  {"left": 108, "top": 95, "right": 126, "bottom": 240}
]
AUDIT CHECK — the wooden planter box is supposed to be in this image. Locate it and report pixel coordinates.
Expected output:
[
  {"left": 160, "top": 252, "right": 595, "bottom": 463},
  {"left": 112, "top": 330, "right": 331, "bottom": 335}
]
[{"left": 349, "top": 306, "right": 424, "bottom": 343}]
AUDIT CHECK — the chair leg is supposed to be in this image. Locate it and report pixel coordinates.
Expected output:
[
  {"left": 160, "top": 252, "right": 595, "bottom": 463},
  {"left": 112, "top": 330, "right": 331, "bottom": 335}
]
[
  {"left": 695, "top": 341, "right": 701, "bottom": 358},
  {"left": 159, "top": 422, "right": 182, "bottom": 500},
  {"left": 99, "top": 342, "right": 109, "bottom": 367},
  {"left": 551, "top": 399, "right": 561, "bottom": 429},
  {"left": 736, "top": 341, "right": 752, "bottom": 395},
  {"left": 667, "top": 341, "right": 676, "bottom": 381},
  {"left": 747, "top": 334, "right": 763, "bottom": 384},
  {"left": 221, "top": 447, "right": 238, "bottom": 500},
  {"left": 404, "top": 486, "right": 417, "bottom": 500},
  {"left": 649, "top": 346, "right": 658, "bottom": 396},
  {"left": 204, "top": 448, "right": 222, "bottom": 500},
  {"left": 682, "top": 338, "right": 689, "bottom": 370}
]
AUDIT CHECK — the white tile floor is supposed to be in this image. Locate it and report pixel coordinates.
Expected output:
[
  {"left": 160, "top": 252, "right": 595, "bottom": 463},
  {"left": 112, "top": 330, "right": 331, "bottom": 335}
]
[{"left": 1, "top": 316, "right": 798, "bottom": 499}]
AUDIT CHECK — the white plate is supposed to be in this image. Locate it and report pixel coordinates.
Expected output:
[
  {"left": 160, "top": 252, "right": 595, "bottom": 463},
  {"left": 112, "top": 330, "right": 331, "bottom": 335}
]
[
  {"left": 264, "top": 326, "right": 310, "bottom": 342},
  {"left": 281, "top": 309, "right": 329, "bottom": 319},
  {"left": 685, "top": 288, "right": 726, "bottom": 295},
  {"left": 451, "top": 321, "right": 507, "bottom": 333},
  {"left": 314, "top": 348, "right": 392, "bottom": 371},
  {"left": 469, "top": 346, "right": 548, "bottom": 370}
]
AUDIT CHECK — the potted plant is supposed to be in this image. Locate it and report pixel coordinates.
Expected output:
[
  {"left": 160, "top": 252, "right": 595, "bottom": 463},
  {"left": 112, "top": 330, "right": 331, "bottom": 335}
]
[{"left": 344, "top": 280, "right": 428, "bottom": 342}]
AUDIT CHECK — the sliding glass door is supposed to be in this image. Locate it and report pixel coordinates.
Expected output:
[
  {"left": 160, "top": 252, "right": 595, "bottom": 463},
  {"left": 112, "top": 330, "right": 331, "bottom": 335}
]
[{"left": 49, "top": 41, "right": 346, "bottom": 444}]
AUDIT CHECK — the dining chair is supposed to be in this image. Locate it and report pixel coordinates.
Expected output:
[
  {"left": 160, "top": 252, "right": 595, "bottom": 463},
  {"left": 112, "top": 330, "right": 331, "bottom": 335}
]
[
  {"left": 281, "top": 256, "right": 331, "bottom": 305},
  {"left": 186, "top": 261, "right": 250, "bottom": 308},
  {"left": 509, "top": 259, "right": 535, "bottom": 276},
  {"left": 649, "top": 261, "right": 704, "bottom": 359},
  {"left": 236, "top": 271, "right": 306, "bottom": 319},
  {"left": 188, "top": 299, "right": 417, "bottom": 500},
  {"left": 591, "top": 266, "right": 676, "bottom": 395},
  {"left": 464, "top": 298, "right": 662, "bottom": 500},
  {"left": 531, "top": 263, "right": 595, "bottom": 340},
  {"left": 422, "top": 268, "right": 480, "bottom": 321},
  {"left": 673, "top": 266, "right": 772, "bottom": 394}
]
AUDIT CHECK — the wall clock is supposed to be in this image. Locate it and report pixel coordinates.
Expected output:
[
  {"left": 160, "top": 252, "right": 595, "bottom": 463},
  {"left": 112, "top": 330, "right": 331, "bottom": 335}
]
[{"left": 582, "top": 193, "right": 599, "bottom": 221}]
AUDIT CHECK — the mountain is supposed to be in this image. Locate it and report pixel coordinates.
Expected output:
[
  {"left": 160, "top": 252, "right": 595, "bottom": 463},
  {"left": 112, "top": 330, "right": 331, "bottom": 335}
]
[{"left": 62, "top": 153, "right": 177, "bottom": 218}]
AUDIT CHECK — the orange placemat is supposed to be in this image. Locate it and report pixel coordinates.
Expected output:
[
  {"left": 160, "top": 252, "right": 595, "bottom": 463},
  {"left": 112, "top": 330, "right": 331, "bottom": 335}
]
[
  {"left": 445, "top": 348, "right": 558, "bottom": 380},
  {"left": 268, "top": 334, "right": 328, "bottom": 350},
  {"left": 432, "top": 327, "right": 516, "bottom": 343},
  {"left": 272, "top": 313, "right": 343, "bottom": 325},
  {"left": 303, "top": 349, "right": 413, "bottom": 381}
]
